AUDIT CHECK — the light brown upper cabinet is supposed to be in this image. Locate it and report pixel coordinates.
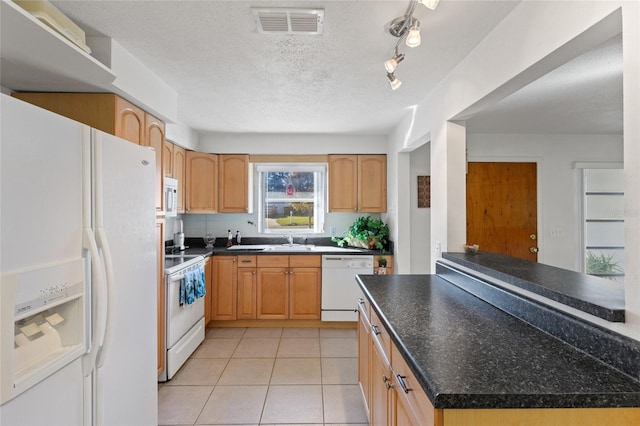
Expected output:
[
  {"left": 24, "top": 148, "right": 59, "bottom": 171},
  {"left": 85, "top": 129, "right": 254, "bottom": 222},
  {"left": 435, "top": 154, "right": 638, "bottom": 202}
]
[
  {"left": 218, "top": 154, "right": 249, "bottom": 213},
  {"left": 173, "top": 145, "right": 187, "bottom": 213},
  {"left": 163, "top": 140, "right": 174, "bottom": 177},
  {"left": 12, "top": 92, "right": 165, "bottom": 212},
  {"left": 114, "top": 96, "right": 146, "bottom": 145},
  {"left": 144, "top": 113, "right": 165, "bottom": 213},
  {"left": 328, "top": 154, "right": 387, "bottom": 213},
  {"left": 185, "top": 151, "right": 218, "bottom": 213}
]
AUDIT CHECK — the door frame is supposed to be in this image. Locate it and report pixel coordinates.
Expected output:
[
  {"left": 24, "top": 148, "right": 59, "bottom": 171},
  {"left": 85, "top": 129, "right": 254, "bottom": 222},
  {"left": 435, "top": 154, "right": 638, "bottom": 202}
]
[{"left": 467, "top": 155, "right": 544, "bottom": 263}]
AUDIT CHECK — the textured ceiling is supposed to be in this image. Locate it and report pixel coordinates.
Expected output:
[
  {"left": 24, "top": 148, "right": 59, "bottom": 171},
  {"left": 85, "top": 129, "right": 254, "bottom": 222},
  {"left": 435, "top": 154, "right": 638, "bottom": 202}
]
[
  {"left": 51, "top": 0, "right": 520, "bottom": 135},
  {"left": 466, "top": 34, "right": 623, "bottom": 135},
  {"left": 50, "top": 1, "right": 622, "bottom": 137}
]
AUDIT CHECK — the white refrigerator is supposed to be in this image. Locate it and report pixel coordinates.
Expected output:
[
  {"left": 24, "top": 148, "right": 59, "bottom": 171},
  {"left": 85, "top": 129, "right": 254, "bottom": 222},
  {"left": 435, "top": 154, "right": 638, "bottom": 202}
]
[{"left": 0, "top": 94, "right": 158, "bottom": 425}]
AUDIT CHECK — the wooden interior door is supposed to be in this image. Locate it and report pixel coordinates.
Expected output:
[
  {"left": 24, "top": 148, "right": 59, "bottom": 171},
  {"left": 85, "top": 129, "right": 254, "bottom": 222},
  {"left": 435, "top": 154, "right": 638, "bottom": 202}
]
[{"left": 466, "top": 162, "right": 538, "bottom": 261}]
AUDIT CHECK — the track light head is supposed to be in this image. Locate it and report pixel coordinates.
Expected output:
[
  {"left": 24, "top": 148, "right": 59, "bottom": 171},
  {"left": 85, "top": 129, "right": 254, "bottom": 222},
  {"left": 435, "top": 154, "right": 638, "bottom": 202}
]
[
  {"left": 418, "top": 0, "right": 440, "bottom": 10},
  {"left": 384, "top": 53, "right": 405, "bottom": 73},
  {"left": 387, "top": 72, "right": 402, "bottom": 90},
  {"left": 405, "top": 20, "right": 421, "bottom": 47}
]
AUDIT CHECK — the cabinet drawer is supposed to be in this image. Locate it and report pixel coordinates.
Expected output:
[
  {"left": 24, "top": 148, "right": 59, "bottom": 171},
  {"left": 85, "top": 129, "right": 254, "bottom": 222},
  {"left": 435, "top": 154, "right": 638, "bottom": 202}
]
[
  {"left": 237, "top": 255, "right": 257, "bottom": 267},
  {"left": 369, "top": 308, "right": 391, "bottom": 363},
  {"left": 357, "top": 293, "right": 370, "bottom": 323},
  {"left": 392, "top": 344, "right": 437, "bottom": 426},
  {"left": 289, "top": 254, "right": 321, "bottom": 268},
  {"left": 257, "top": 255, "right": 289, "bottom": 268}
]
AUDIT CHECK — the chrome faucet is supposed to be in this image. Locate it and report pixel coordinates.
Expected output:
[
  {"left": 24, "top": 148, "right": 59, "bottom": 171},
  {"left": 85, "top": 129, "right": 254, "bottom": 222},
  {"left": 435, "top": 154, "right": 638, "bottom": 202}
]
[{"left": 285, "top": 234, "right": 294, "bottom": 245}]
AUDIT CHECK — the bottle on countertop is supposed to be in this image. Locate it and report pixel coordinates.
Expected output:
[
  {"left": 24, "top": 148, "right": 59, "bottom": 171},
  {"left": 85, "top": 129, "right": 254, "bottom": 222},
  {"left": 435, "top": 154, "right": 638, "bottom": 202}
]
[
  {"left": 227, "top": 229, "right": 233, "bottom": 247},
  {"left": 236, "top": 230, "right": 241, "bottom": 245}
]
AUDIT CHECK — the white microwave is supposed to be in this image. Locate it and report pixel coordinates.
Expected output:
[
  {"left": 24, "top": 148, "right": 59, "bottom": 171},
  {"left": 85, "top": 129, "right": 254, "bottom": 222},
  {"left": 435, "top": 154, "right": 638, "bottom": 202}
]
[{"left": 164, "top": 177, "right": 178, "bottom": 217}]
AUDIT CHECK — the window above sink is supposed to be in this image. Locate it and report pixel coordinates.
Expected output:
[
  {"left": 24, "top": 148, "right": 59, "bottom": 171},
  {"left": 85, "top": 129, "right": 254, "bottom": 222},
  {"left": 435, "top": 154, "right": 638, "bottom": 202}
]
[{"left": 255, "top": 163, "right": 326, "bottom": 235}]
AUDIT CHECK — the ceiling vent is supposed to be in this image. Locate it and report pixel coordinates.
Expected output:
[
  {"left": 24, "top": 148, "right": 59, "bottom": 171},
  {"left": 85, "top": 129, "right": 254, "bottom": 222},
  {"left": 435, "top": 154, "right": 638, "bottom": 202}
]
[{"left": 252, "top": 8, "right": 324, "bottom": 35}]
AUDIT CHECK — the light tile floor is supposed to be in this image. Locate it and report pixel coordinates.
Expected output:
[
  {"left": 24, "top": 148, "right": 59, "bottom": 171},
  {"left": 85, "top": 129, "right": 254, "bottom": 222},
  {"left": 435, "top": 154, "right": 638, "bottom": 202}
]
[{"left": 158, "top": 327, "right": 368, "bottom": 425}]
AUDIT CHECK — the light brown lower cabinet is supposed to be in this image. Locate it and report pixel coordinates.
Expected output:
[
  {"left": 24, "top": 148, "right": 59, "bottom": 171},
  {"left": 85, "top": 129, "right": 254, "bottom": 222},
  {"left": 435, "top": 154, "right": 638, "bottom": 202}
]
[
  {"left": 256, "top": 255, "right": 321, "bottom": 320},
  {"left": 357, "top": 300, "right": 371, "bottom": 418},
  {"left": 289, "top": 255, "right": 321, "bottom": 320},
  {"left": 211, "top": 256, "right": 237, "bottom": 320},
  {"left": 359, "top": 305, "right": 640, "bottom": 426},
  {"left": 256, "top": 263, "right": 289, "bottom": 319},
  {"left": 237, "top": 256, "right": 257, "bottom": 320},
  {"left": 211, "top": 254, "right": 321, "bottom": 321}
]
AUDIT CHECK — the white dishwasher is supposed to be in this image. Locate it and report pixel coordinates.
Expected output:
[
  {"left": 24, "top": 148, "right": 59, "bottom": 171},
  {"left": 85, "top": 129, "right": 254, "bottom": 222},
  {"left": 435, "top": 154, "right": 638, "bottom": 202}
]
[{"left": 321, "top": 255, "right": 374, "bottom": 321}]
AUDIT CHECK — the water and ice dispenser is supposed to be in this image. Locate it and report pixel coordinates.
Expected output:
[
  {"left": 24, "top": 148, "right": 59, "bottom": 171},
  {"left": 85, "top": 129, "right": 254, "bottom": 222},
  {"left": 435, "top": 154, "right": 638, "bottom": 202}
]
[{"left": 0, "top": 259, "right": 86, "bottom": 404}]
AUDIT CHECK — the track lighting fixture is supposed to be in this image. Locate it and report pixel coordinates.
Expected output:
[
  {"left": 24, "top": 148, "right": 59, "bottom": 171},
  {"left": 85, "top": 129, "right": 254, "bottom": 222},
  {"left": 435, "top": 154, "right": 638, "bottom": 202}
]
[
  {"left": 387, "top": 72, "right": 402, "bottom": 90},
  {"left": 383, "top": 0, "right": 438, "bottom": 90}
]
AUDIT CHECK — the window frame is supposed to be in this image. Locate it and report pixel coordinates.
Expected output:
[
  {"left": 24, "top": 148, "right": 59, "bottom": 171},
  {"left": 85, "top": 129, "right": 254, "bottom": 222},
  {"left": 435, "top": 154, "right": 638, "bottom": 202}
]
[
  {"left": 581, "top": 166, "right": 625, "bottom": 282},
  {"left": 255, "top": 163, "right": 326, "bottom": 235}
]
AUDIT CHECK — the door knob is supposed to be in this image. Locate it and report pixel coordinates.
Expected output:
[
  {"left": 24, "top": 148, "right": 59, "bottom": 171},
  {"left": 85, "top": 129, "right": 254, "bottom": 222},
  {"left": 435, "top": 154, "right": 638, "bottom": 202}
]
[{"left": 530, "top": 247, "right": 539, "bottom": 253}]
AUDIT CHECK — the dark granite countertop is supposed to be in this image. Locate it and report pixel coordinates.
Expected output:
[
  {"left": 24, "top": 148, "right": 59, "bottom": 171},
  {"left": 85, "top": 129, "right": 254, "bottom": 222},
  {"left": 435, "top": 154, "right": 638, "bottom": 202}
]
[
  {"left": 442, "top": 251, "right": 625, "bottom": 322},
  {"left": 166, "top": 237, "right": 385, "bottom": 257},
  {"left": 357, "top": 274, "right": 640, "bottom": 409}
]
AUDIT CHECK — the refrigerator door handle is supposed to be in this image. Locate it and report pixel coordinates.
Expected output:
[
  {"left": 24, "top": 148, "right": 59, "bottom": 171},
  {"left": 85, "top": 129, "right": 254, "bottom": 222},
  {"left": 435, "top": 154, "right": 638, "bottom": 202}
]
[
  {"left": 95, "top": 227, "right": 114, "bottom": 369},
  {"left": 82, "top": 227, "right": 108, "bottom": 378}
]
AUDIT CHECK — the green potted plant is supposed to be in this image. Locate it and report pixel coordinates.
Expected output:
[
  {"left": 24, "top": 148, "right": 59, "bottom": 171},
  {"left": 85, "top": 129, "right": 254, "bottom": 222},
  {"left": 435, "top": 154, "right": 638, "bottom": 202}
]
[
  {"left": 586, "top": 251, "right": 622, "bottom": 279},
  {"left": 331, "top": 216, "right": 390, "bottom": 250},
  {"left": 377, "top": 257, "right": 388, "bottom": 268}
]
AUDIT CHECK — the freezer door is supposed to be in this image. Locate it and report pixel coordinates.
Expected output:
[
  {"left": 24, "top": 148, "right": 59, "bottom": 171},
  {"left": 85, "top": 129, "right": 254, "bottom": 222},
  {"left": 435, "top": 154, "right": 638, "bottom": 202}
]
[
  {"left": 91, "top": 129, "right": 158, "bottom": 426},
  {"left": 0, "top": 94, "right": 88, "bottom": 423}
]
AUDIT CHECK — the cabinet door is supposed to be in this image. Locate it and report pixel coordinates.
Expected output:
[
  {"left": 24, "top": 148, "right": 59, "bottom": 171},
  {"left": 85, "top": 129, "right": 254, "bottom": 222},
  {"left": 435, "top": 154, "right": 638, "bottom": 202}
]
[
  {"left": 393, "top": 387, "right": 418, "bottom": 426},
  {"left": 328, "top": 154, "right": 358, "bottom": 212},
  {"left": 173, "top": 145, "right": 186, "bottom": 213},
  {"left": 358, "top": 306, "right": 371, "bottom": 418},
  {"left": 156, "top": 219, "right": 165, "bottom": 376},
  {"left": 218, "top": 154, "right": 249, "bottom": 213},
  {"left": 145, "top": 113, "right": 165, "bottom": 213},
  {"left": 237, "top": 267, "right": 257, "bottom": 319},
  {"left": 289, "top": 267, "right": 320, "bottom": 319},
  {"left": 185, "top": 151, "right": 218, "bottom": 213},
  {"left": 370, "top": 339, "right": 391, "bottom": 426},
  {"left": 114, "top": 96, "right": 145, "bottom": 145},
  {"left": 256, "top": 267, "right": 289, "bottom": 319},
  {"left": 212, "top": 256, "right": 237, "bottom": 320},
  {"left": 204, "top": 257, "right": 212, "bottom": 325},
  {"left": 163, "top": 140, "right": 174, "bottom": 177},
  {"left": 391, "top": 344, "right": 439, "bottom": 426},
  {"left": 358, "top": 155, "right": 387, "bottom": 213}
]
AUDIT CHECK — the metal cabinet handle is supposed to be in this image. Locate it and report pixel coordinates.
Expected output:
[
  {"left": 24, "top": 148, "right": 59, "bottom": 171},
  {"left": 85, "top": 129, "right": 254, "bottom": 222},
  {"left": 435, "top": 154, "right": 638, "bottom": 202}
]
[
  {"left": 396, "top": 375, "right": 412, "bottom": 394},
  {"left": 371, "top": 324, "right": 381, "bottom": 336}
]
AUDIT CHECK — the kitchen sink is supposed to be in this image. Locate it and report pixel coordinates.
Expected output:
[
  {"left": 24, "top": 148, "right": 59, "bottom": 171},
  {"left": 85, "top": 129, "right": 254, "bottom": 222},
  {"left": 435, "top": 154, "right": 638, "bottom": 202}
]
[
  {"left": 263, "top": 244, "right": 315, "bottom": 252},
  {"left": 226, "top": 244, "right": 364, "bottom": 253}
]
